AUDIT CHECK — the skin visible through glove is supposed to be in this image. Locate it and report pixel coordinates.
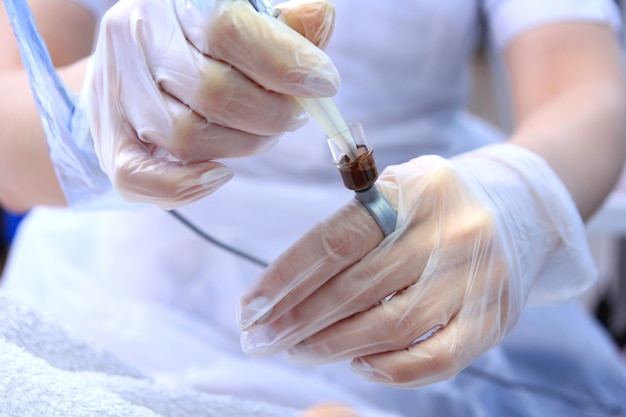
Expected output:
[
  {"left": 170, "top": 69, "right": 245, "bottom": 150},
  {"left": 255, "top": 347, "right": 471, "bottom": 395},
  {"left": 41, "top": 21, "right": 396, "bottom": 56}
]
[{"left": 336, "top": 145, "right": 378, "bottom": 191}]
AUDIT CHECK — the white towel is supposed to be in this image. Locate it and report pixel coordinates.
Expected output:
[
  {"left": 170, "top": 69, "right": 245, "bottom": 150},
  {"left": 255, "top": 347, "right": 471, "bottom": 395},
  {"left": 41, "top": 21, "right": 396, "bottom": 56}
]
[{"left": 0, "top": 292, "right": 299, "bottom": 417}]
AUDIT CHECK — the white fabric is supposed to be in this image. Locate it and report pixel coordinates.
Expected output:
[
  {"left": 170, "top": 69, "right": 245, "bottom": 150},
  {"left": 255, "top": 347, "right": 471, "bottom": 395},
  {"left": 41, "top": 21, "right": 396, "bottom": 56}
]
[
  {"left": 3, "top": 0, "right": 626, "bottom": 416},
  {"left": 0, "top": 292, "right": 303, "bottom": 417},
  {"left": 485, "top": 0, "right": 622, "bottom": 48}
]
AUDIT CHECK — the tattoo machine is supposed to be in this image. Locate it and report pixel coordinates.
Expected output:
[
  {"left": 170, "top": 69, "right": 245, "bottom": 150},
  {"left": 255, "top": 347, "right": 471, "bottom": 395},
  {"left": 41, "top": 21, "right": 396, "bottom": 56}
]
[{"left": 248, "top": 0, "right": 397, "bottom": 236}]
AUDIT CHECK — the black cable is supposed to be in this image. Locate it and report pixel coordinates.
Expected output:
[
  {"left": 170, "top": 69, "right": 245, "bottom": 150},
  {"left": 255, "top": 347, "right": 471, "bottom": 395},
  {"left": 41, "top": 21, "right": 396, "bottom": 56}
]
[{"left": 166, "top": 209, "right": 269, "bottom": 269}]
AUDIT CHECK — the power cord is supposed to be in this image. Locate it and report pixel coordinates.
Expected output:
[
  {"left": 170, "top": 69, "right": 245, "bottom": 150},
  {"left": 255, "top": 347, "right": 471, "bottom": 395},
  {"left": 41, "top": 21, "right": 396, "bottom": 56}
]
[{"left": 167, "top": 209, "right": 269, "bottom": 268}]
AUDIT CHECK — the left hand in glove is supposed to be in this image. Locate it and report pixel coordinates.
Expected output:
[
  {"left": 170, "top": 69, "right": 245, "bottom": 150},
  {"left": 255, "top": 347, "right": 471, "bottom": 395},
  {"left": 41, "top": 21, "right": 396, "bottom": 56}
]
[{"left": 237, "top": 143, "right": 596, "bottom": 388}]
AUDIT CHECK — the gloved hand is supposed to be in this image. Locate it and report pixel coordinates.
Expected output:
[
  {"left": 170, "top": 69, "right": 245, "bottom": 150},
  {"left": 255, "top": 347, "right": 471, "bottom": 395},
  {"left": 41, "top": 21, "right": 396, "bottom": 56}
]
[
  {"left": 237, "top": 143, "right": 596, "bottom": 388},
  {"left": 83, "top": 0, "right": 339, "bottom": 209}
]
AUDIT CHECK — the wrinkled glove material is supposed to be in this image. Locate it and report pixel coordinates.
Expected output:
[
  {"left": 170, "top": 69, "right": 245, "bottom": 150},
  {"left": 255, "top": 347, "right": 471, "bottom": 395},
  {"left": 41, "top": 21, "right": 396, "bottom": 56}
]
[
  {"left": 85, "top": 0, "right": 339, "bottom": 209},
  {"left": 5, "top": 0, "right": 338, "bottom": 209},
  {"left": 239, "top": 143, "right": 596, "bottom": 388}
]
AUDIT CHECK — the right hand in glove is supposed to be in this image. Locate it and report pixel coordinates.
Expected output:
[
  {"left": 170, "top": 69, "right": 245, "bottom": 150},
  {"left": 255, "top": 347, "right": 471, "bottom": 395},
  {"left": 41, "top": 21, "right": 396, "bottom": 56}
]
[{"left": 83, "top": 0, "right": 339, "bottom": 209}]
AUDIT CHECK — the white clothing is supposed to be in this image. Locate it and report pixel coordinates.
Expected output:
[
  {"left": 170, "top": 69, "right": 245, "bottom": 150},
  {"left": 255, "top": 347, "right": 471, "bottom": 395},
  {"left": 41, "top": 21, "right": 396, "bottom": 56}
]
[{"left": 3, "top": 1, "right": 626, "bottom": 416}]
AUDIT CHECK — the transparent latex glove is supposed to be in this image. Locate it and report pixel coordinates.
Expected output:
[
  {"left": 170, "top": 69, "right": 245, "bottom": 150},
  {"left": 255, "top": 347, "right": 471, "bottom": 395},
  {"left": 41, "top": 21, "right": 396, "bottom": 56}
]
[
  {"left": 83, "top": 0, "right": 338, "bottom": 209},
  {"left": 237, "top": 143, "right": 596, "bottom": 388}
]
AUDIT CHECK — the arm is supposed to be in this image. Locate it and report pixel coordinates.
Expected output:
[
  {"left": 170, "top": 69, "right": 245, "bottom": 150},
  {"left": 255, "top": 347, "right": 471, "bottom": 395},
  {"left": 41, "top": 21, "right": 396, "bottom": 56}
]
[
  {"left": 506, "top": 22, "right": 626, "bottom": 220},
  {"left": 0, "top": 0, "right": 96, "bottom": 212}
]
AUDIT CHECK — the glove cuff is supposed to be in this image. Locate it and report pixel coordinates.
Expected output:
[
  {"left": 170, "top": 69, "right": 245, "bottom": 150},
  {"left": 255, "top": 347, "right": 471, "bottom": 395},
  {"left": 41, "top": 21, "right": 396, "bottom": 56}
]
[{"left": 457, "top": 143, "right": 597, "bottom": 305}]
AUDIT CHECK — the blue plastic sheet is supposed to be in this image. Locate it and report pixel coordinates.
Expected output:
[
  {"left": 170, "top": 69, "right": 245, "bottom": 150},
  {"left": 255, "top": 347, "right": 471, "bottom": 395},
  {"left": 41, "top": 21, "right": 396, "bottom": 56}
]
[{"left": 4, "top": 0, "right": 129, "bottom": 209}]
